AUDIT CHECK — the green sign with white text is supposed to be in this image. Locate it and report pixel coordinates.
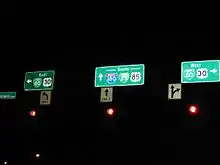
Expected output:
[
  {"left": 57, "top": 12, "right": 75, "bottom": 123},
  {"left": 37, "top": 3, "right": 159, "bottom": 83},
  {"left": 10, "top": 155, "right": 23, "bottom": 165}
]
[
  {"left": 0, "top": 92, "right": 16, "bottom": 99},
  {"left": 95, "top": 64, "right": 145, "bottom": 87},
  {"left": 181, "top": 60, "right": 220, "bottom": 83},
  {"left": 24, "top": 71, "right": 55, "bottom": 91}
]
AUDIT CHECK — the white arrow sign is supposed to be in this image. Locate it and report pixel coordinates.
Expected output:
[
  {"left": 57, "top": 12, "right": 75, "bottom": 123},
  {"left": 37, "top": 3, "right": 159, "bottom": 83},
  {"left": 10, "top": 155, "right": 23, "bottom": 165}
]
[
  {"left": 168, "top": 83, "right": 182, "bottom": 99},
  {"left": 40, "top": 91, "right": 52, "bottom": 105},
  {"left": 100, "top": 88, "right": 113, "bottom": 103},
  {"left": 210, "top": 68, "right": 217, "bottom": 73},
  {"left": 98, "top": 73, "right": 103, "bottom": 81},
  {"left": 27, "top": 79, "right": 32, "bottom": 83}
]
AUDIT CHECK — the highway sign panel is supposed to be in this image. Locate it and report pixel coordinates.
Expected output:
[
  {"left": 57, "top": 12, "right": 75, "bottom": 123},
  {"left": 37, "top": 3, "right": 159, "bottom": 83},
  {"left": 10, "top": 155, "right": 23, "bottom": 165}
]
[
  {"left": 95, "top": 64, "right": 145, "bottom": 87},
  {"left": 181, "top": 60, "right": 220, "bottom": 83},
  {"left": 100, "top": 88, "right": 113, "bottom": 103},
  {"left": 0, "top": 92, "right": 16, "bottom": 99},
  {"left": 168, "top": 84, "right": 181, "bottom": 99},
  {"left": 24, "top": 70, "right": 55, "bottom": 91},
  {"left": 40, "top": 91, "right": 51, "bottom": 105}
]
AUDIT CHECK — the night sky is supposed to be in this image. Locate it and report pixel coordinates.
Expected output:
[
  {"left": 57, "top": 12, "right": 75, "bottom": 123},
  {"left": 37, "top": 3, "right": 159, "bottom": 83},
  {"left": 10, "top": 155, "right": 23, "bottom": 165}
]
[{"left": 1, "top": 32, "right": 220, "bottom": 164}]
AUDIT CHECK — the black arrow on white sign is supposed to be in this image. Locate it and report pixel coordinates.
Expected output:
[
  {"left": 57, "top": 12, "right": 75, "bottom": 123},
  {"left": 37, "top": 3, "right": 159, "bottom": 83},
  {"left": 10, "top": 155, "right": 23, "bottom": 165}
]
[
  {"left": 105, "top": 89, "right": 109, "bottom": 96},
  {"left": 43, "top": 92, "right": 48, "bottom": 100},
  {"left": 170, "top": 85, "right": 180, "bottom": 98}
]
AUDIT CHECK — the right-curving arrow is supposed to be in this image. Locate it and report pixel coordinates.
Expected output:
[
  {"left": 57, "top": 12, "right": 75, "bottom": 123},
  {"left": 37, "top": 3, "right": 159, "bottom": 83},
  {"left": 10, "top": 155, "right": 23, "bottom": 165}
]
[{"left": 170, "top": 85, "right": 180, "bottom": 98}]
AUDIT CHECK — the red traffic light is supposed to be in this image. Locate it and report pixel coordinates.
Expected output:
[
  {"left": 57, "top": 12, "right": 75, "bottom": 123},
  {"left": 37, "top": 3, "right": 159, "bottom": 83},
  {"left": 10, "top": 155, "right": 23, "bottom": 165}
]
[
  {"left": 30, "top": 110, "right": 36, "bottom": 116},
  {"left": 188, "top": 105, "right": 198, "bottom": 115},
  {"left": 106, "top": 108, "right": 115, "bottom": 116}
]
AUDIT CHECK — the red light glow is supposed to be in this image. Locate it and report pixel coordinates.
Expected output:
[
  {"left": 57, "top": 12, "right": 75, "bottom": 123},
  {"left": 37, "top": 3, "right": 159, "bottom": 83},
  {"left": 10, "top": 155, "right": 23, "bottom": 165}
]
[
  {"left": 189, "top": 105, "right": 198, "bottom": 115},
  {"left": 30, "top": 110, "right": 36, "bottom": 116},
  {"left": 106, "top": 108, "right": 114, "bottom": 116}
]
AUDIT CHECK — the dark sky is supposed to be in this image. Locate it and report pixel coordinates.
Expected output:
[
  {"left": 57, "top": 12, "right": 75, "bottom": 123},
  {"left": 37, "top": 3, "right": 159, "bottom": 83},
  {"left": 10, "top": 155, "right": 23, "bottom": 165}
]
[{"left": 1, "top": 32, "right": 220, "bottom": 164}]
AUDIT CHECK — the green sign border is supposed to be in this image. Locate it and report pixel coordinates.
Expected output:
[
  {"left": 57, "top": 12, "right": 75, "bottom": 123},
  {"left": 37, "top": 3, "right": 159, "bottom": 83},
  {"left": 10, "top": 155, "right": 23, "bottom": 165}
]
[
  {"left": 94, "top": 64, "right": 145, "bottom": 87},
  {"left": 0, "top": 92, "right": 16, "bottom": 99},
  {"left": 181, "top": 60, "right": 220, "bottom": 83},
  {"left": 24, "top": 70, "right": 55, "bottom": 91}
]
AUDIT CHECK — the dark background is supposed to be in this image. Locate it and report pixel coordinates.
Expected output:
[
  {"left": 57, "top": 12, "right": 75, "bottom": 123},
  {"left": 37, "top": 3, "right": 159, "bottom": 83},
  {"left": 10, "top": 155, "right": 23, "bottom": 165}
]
[{"left": 1, "top": 32, "right": 220, "bottom": 164}]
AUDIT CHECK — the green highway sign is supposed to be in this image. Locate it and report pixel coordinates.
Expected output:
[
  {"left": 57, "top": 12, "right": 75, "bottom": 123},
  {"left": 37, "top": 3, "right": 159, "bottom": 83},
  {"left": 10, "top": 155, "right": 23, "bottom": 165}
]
[
  {"left": 181, "top": 60, "right": 220, "bottom": 83},
  {"left": 24, "top": 70, "right": 55, "bottom": 91},
  {"left": 95, "top": 64, "right": 145, "bottom": 87},
  {"left": 0, "top": 92, "right": 16, "bottom": 99}
]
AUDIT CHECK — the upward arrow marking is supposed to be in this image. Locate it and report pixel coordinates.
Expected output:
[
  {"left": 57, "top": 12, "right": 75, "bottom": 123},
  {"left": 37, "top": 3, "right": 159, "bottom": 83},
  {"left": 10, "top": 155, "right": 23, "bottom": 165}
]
[
  {"left": 98, "top": 73, "right": 103, "bottom": 81},
  {"left": 105, "top": 89, "right": 109, "bottom": 96}
]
